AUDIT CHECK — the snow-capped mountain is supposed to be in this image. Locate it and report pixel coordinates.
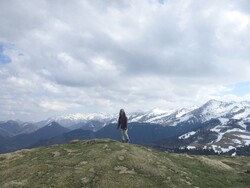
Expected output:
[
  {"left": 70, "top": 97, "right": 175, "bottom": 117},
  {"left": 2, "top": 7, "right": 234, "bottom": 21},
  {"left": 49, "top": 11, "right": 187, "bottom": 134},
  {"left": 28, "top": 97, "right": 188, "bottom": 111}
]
[
  {"left": 41, "top": 107, "right": 197, "bottom": 129},
  {"left": 36, "top": 99, "right": 250, "bottom": 154},
  {"left": 190, "top": 99, "right": 250, "bottom": 123},
  {"left": 40, "top": 100, "right": 250, "bottom": 129},
  {"left": 1, "top": 99, "right": 250, "bottom": 155},
  {"left": 173, "top": 100, "right": 250, "bottom": 154},
  {"left": 39, "top": 113, "right": 117, "bottom": 130},
  {"left": 164, "top": 99, "right": 250, "bottom": 127},
  {"left": 128, "top": 108, "right": 177, "bottom": 124},
  {"left": 127, "top": 107, "right": 198, "bottom": 125}
]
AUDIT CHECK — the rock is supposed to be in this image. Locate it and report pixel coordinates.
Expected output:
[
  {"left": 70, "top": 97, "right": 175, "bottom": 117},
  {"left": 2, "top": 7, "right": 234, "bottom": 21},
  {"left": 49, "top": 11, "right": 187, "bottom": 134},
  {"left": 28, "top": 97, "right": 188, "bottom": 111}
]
[
  {"left": 81, "top": 177, "right": 89, "bottom": 184},
  {"left": 118, "top": 156, "right": 125, "bottom": 161},
  {"left": 114, "top": 166, "right": 136, "bottom": 174},
  {"left": 89, "top": 167, "right": 95, "bottom": 173}
]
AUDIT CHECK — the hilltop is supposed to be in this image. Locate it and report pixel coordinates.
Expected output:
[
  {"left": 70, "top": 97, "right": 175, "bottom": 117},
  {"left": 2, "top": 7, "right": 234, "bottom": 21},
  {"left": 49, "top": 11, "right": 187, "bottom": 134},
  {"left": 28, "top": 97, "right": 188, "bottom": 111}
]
[{"left": 0, "top": 139, "right": 250, "bottom": 188}]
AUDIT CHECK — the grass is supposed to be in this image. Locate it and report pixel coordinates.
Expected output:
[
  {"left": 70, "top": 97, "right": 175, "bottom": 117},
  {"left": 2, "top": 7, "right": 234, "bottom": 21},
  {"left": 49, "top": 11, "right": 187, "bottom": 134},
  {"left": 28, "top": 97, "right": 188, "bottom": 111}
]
[{"left": 0, "top": 139, "right": 250, "bottom": 188}]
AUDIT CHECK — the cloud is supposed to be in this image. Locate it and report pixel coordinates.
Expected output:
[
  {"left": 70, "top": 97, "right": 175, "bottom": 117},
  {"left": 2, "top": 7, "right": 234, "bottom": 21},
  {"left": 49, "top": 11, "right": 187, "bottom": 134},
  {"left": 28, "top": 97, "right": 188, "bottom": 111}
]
[
  {"left": 0, "top": 0, "right": 250, "bottom": 121},
  {"left": 39, "top": 100, "right": 81, "bottom": 111}
]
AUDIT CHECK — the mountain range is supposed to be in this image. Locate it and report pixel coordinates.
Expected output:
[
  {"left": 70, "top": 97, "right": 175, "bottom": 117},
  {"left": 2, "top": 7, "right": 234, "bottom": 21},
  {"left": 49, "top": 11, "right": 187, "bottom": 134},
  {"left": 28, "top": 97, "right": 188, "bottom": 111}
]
[
  {"left": 0, "top": 120, "right": 38, "bottom": 137},
  {"left": 0, "top": 99, "right": 250, "bottom": 155}
]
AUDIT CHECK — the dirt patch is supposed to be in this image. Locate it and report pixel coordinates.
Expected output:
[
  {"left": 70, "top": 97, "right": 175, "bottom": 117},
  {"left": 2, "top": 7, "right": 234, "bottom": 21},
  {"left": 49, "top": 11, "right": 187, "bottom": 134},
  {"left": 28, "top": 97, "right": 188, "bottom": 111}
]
[
  {"left": 81, "top": 177, "right": 89, "bottom": 184},
  {"left": 114, "top": 166, "right": 136, "bottom": 174},
  {"left": 52, "top": 151, "right": 60, "bottom": 157},
  {"left": 158, "top": 165, "right": 167, "bottom": 169},
  {"left": 86, "top": 139, "right": 97, "bottom": 145},
  {"left": 0, "top": 155, "right": 6, "bottom": 161},
  {"left": 103, "top": 144, "right": 108, "bottom": 149},
  {"left": 64, "top": 148, "right": 78, "bottom": 153},
  {"left": 180, "top": 178, "right": 192, "bottom": 185},
  {"left": 118, "top": 156, "right": 125, "bottom": 161},
  {"left": 79, "top": 161, "right": 88, "bottom": 165}
]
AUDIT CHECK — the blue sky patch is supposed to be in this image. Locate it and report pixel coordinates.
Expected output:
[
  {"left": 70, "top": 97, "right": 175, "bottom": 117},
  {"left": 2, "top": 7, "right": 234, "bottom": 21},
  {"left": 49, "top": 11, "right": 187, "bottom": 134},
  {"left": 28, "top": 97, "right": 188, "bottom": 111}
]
[
  {"left": 221, "top": 82, "right": 250, "bottom": 96},
  {"left": 158, "top": 0, "right": 166, "bottom": 5},
  {"left": 0, "top": 43, "right": 11, "bottom": 64}
]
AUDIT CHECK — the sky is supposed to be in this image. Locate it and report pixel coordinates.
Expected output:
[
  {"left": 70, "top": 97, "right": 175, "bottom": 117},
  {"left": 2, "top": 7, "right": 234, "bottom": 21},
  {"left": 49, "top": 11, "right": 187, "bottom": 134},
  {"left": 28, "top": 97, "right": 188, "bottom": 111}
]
[{"left": 0, "top": 0, "right": 250, "bottom": 121}]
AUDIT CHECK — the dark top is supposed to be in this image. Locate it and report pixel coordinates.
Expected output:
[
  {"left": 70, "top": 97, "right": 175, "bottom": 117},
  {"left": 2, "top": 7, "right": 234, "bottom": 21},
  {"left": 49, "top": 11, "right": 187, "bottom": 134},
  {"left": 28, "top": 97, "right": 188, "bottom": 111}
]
[{"left": 117, "top": 116, "right": 128, "bottom": 130}]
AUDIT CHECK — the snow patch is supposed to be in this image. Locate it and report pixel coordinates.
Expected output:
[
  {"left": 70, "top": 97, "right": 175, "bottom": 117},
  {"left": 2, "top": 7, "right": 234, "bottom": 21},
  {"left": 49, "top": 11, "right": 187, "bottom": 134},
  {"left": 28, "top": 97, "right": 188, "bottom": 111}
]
[
  {"left": 218, "top": 118, "right": 229, "bottom": 125},
  {"left": 226, "top": 128, "right": 246, "bottom": 133},
  {"left": 238, "top": 134, "right": 250, "bottom": 145},
  {"left": 215, "top": 132, "right": 224, "bottom": 142},
  {"left": 179, "top": 131, "right": 196, "bottom": 139},
  {"left": 232, "top": 139, "right": 242, "bottom": 144},
  {"left": 238, "top": 121, "right": 247, "bottom": 129},
  {"left": 151, "top": 108, "right": 171, "bottom": 115},
  {"left": 233, "top": 108, "right": 250, "bottom": 119},
  {"left": 175, "top": 107, "right": 196, "bottom": 118},
  {"left": 210, "top": 125, "right": 227, "bottom": 133},
  {"left": 187, "top": 146, "right": 196, "bottom": 150},
  {"left": 221, "top": 146, "right": 235, "bottom": 153},
  {"left": 22, "top": 123, "right": 29, "bottom": 127}
]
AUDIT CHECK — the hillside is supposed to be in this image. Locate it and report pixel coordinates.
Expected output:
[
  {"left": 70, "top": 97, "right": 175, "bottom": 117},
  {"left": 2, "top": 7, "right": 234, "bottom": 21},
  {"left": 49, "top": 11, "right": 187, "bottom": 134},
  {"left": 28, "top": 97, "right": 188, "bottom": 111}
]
[{"left": 0, "top": 139, "right": 250, "bottom": 188}]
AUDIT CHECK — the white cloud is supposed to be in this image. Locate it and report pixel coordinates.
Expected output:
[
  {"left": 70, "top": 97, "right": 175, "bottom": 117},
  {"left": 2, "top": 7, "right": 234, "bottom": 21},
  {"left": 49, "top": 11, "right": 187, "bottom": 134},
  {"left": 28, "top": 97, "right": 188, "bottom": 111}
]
[
  {"left": 39, "top": 100, "right": 81, "bottom": 111},
  {"left": 225, "top": 10, "right": 249, "bottom": 32},
  {"left": 42, "top": 83, "right": 60, "bottom": 94},
  {"left": 0, "top": 0, "right": 250, "bottom": 121}
]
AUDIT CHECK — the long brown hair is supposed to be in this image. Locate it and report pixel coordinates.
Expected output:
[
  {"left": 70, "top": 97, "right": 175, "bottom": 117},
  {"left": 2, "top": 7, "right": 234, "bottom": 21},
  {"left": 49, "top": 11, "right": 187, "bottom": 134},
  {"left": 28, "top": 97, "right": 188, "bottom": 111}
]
[{"left": 119, "top": 109, "right": 126, "bottom": 118}]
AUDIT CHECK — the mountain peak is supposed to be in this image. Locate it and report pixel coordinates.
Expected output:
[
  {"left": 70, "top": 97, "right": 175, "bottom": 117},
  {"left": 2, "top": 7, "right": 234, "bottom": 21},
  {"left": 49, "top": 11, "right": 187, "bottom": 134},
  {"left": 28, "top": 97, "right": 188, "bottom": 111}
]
[
  {"left": 200, "top": 99, "right": 227, "bottom": 112},
  {"left": 151, "top": 108, "right": 172, "bottom": 115},
  {"left": 47, "top": 121, "right": 61, "bottom": 127},
  {"left": 205, "top": 99, "right": 224, "bottom": 106}
]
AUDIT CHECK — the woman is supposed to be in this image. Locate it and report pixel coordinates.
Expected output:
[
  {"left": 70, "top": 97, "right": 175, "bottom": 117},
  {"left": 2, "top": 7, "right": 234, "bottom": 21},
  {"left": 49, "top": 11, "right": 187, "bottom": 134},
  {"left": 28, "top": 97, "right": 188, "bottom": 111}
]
[{"left": 117, "top": 109, "right": 130, "bottom": 143}]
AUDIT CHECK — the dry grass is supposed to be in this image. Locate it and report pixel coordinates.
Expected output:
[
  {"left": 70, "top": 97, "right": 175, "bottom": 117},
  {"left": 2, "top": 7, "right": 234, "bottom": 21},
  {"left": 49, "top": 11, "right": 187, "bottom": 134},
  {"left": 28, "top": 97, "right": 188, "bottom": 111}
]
[
  {"left": 198, "top": 156, "right": 233, "bottom": 170},
  {"left": 0, "top": 139, "right": 250, "bottom": 188}
]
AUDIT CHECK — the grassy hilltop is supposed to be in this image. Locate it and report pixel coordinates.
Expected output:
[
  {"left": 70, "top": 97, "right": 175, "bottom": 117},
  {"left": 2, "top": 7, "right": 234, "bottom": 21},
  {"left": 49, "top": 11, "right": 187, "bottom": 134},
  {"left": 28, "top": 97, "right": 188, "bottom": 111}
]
[{"left": 0, "top": 139, "right": 250, "bottom": 188}]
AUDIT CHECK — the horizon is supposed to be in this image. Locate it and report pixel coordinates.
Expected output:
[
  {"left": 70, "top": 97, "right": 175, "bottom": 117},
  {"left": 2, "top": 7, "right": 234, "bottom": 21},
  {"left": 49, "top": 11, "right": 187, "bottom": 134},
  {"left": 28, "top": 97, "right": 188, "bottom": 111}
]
[
  {"left": 1, "top": 99, "right": 250, "bottom": 122},
  {"left": 1, "top": 1, "right": 250, "bottom": 121}
]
